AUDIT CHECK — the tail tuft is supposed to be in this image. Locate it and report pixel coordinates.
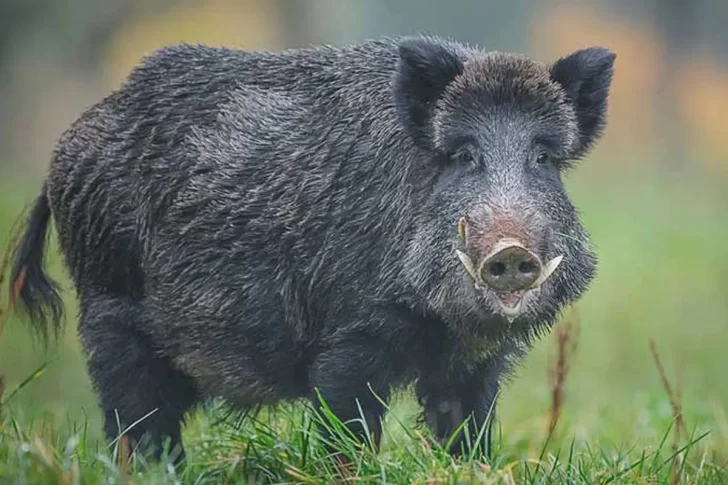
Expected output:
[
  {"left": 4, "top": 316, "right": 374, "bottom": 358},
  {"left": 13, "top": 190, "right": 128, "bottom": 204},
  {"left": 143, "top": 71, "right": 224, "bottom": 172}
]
[{"left": 6, "top": 184, "right": 64, "bottom": 342}]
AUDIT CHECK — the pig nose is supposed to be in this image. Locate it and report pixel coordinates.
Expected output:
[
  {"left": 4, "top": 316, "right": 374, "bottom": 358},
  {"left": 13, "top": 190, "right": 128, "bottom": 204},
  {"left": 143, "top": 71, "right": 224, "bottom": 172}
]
[{"left": 479, "top": 244, "right": 542, "bottom": 292}]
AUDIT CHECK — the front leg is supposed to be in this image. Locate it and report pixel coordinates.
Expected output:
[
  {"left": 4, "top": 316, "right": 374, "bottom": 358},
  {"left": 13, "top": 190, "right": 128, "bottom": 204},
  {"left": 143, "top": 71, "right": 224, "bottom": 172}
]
[
  {"left": 417, "top": 356, "right": 507, "bottom": 459},
  {"left": 308, "top": 317, "right": 414, "bottom": 461}
]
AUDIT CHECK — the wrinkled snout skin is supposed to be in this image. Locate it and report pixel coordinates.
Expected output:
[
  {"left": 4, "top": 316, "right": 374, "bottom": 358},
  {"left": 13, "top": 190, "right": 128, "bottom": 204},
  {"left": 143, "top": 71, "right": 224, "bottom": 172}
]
[
  {"left": 15, "top": 35, "right": 614, "bottom": 463},
  {"left": 455, "top": 199, "right": 570, "bottom": 315},
  {"left": 462, "top": 209, "right": 548, "bottom": 289}
]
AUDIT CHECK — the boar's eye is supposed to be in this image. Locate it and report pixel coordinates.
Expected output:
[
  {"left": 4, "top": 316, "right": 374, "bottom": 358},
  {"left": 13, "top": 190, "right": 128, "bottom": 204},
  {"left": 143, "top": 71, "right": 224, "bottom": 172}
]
[
  {"left": 531, "top": 142, "right": 560, "bottom": 167},
  {"left": 450, "top": 145, "right": 477, "bottom": 166},
  {"left": 535, "top": 152, "right": 551, "bottom": 165}
]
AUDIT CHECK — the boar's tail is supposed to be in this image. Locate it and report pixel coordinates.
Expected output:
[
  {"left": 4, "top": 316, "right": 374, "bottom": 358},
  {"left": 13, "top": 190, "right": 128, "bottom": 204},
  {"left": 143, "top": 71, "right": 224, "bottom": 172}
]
[{"left": 7, "top": 182, "right": 64, "bottom": 341}]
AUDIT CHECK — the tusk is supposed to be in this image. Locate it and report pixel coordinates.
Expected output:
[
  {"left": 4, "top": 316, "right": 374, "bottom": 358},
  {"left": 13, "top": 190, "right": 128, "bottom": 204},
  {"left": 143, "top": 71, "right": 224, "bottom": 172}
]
[
  {"left": 530, "top": 254, "right": 564, "bottom": 288},
  {"left": 455, "top": 249, "right": 481, "bottom": 284},
  {"left": 457, "top": 217, "right": 468, "bottom": 244}
]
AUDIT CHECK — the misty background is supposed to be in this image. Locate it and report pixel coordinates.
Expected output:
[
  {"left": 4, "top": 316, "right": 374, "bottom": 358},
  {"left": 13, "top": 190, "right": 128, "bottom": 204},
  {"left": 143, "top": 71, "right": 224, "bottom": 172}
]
[{"left": 1, "top": 0, "right": 727, "bottom": 179}]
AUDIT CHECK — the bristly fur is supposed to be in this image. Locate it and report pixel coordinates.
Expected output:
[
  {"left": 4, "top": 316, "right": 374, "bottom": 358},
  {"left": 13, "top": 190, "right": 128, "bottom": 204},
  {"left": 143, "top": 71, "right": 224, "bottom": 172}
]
[{"left": 8, "top": 34, "right": 615, "bottom": 462}]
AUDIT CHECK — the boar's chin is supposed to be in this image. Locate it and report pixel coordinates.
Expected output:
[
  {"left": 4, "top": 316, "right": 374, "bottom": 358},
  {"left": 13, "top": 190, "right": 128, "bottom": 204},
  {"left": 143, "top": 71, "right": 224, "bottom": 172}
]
[{"left": 478, "top": 286, "right": 543, "bottom": 323}]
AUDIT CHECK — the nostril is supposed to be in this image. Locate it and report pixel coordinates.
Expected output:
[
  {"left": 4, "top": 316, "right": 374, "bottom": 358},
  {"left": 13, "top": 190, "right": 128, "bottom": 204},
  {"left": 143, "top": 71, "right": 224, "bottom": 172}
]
[
  {"left": 489, "top": 262, "right": 506, "bottom": 276},
  {"left": 518, "top": 260, "right": 539, "bottom": 274},
  {"left": 479, "top": 242, "right": 543, "bottom": 291}
]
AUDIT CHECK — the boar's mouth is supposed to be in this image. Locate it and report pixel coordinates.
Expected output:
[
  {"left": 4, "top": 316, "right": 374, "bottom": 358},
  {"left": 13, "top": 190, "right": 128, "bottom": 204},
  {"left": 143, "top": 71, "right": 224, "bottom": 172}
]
[
  {"left": 456, "top": 249, "right": 563, "bottom": 321},
  {"left": 455, "top": 216, "right": 563, "bottom": 322}
]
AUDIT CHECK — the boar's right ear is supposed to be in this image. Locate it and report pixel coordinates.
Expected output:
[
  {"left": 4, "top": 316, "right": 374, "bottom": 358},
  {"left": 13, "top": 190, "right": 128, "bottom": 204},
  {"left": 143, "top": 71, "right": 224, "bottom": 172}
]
[
  {"left": 394, "top": 38, "right": 465, "bottom": 150},
  {"left": 550, "top": 47, "right": 616, "bottom": 158}
]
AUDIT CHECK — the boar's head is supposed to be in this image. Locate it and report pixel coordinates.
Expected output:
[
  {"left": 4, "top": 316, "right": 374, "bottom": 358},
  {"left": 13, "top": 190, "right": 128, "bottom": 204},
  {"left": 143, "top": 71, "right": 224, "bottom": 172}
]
[{"left": 395, "top": 37, "right": 615, "bottom": 329}]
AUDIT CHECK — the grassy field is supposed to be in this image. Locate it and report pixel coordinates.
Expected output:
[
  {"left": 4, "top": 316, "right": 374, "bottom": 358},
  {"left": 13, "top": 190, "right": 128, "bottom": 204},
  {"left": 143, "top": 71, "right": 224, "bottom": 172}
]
[{"left": 1, "top": 160, "right": 727, "bottom": 483}]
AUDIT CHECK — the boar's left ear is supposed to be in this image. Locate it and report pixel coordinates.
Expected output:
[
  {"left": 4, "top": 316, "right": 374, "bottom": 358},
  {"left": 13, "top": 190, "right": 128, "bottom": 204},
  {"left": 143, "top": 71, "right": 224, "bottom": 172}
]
[
  {"left": 394, "top": 38, "right": 465, "bottom": 150},
  {"left": 550, "top": 47, "right": 616, "bottom": 158}
]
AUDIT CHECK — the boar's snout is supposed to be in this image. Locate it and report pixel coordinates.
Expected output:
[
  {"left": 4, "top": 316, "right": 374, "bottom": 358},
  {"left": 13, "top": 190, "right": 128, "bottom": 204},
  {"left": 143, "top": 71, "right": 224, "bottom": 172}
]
[{"left": 478, "top": 239, "right": 542, "bottom": 292}]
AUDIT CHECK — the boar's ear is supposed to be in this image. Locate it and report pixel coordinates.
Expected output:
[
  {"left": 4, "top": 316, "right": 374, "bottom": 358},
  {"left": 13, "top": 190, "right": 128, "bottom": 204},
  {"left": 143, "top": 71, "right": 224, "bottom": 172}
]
[
  {"left": 550, "top": 47, "right": 616, "bottom": 158},
  {"left": 394, "top": 38, "right": 465, "bottom": 150}
]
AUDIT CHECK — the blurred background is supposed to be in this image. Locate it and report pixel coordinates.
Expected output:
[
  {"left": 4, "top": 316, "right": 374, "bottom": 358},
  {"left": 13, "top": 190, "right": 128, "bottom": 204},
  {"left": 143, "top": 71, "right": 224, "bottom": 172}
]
[{"left": 1, "top": 0, "right": 727, "bottom": 452}]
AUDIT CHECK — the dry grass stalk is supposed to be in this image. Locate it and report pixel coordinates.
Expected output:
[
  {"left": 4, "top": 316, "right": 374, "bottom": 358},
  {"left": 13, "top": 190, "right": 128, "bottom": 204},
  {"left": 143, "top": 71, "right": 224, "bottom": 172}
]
[
  {"left": 285, "top": 467, "right": 317, "bottom": 484},
  {"left": 546, "top": 310, "right": 580, "bottom": 441},
  {"left": 62, "top": 455, "right": 81, "bottom": 485},
  {"left": 648, "top": 339, "right": 685, "bottom": 438},
  {"left": 333, "top": 453, "right": 357, "bottom": 481},
  {"left": 31, "top": 437, "right": 58, "bottom": 470},
  {"left": 649, "top": 338, "right": 685, "bottom": 485},
  {"left": 0, "top": 231, "right": 21, "bottom": 420},
  {"left": 117, "top": 434, "right": 131, "bottom": 475},
  {"left": 0, "top": 374, "right": 5, "bottom": 420},
  {"left": 0, "top": 232, "right": 19, "bottom": 339},
  {"left": 414, "top": 429, "right": 432, "bottom": 455}
]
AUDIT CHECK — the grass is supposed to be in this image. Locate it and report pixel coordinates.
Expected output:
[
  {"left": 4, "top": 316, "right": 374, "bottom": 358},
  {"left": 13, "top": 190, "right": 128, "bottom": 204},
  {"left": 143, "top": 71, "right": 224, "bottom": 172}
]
[{"left": 1, "top": 159, "right": 727, "bottom": 483}]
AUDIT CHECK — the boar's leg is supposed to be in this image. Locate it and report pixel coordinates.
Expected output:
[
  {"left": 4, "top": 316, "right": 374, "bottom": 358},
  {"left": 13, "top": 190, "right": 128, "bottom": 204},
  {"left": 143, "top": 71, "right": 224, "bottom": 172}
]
[
  {"left": 78, "top": 292, "right": 198, "bottom": 466},
  {"left": 417, "top": 356, "right": 506, "bottom": 459},
  {"left": 307, "top": 322, "right": 411, "bottom": 460}
]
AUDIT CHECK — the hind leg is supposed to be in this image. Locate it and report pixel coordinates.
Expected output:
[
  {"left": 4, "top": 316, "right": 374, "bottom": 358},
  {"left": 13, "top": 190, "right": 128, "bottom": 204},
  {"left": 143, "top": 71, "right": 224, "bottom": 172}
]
[{"left": 78, "top": 292, "right": 198, "bottom": 464}]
